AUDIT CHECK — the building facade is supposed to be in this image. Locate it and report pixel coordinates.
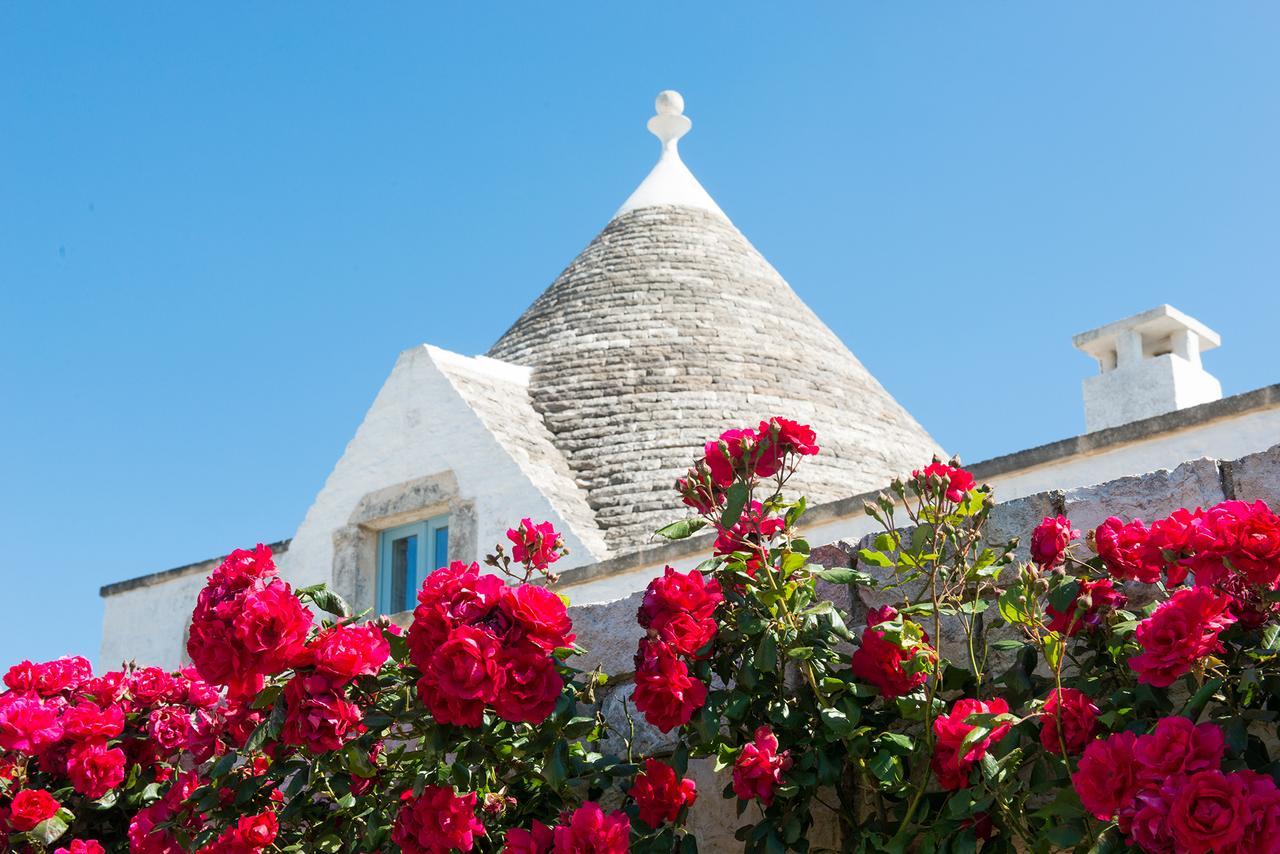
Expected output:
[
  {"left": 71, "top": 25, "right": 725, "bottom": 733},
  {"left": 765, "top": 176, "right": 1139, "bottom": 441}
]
[{"left": 99, "top": 92, "right": 1280, "bottom": 670}]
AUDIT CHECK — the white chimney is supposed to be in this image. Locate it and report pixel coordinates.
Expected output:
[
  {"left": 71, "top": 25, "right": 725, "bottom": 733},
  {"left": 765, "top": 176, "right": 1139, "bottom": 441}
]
[{"left": 1073, "top": 305, "right": 1222, "bottom": 433}]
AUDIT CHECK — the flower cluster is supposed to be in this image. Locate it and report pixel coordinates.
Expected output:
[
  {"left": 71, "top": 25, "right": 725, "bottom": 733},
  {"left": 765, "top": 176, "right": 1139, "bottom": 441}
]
[
  {"left": 849, "top": 606, "right": 936, "bottom": 699},
  {"left": 632, "top": 566, "right": 722, "bottom": 732},
  {"left": 506, "top": 518, "right": 567, "bottom": 573},
  {"left": 676, "top": 417, "right": 819, "bottom": 512},
  {"left": 408, "top": 560, "right": 573, "bottom": 727},
  {"left": 503, "top": 802, "right": 630, "bottom": 854},
  {"left": 1094, "top": 500, "right": 1280, "bottom": 623},
  {"left": 1073, "top": 717, "right": 1280, "bottom": 852},
  {"left": 912, "top": 461, "right": 977, "bottom": 504},
  {"left": 186, "top": 544, "right": 313, "bottom": 698}
]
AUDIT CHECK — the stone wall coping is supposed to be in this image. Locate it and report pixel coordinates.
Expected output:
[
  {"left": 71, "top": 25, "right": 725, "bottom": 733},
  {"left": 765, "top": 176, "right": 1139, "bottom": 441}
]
[
  {"left": 98, "top": 539, "right": 292, "bottom": 598},
  {"left": 99, "top": 380, "right": 1280, "bottom": 600}
]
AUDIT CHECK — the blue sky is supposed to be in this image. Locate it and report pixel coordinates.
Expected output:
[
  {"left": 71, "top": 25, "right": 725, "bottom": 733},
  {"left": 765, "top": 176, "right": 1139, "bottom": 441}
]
[{"left": 3, "top": 4, "right": 1278, "bottom": 666}]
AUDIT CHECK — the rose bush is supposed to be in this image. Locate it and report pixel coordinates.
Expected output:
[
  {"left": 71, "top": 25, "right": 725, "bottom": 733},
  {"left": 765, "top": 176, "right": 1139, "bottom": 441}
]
[{"left": 3, "top": 416, "right": 1280, "bottom": 853}]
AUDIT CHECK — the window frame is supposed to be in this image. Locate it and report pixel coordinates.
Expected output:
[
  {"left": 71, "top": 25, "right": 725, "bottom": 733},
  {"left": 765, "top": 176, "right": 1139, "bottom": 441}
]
[{"left": 376, "top": 513, "right": 449, "bottom": 614}]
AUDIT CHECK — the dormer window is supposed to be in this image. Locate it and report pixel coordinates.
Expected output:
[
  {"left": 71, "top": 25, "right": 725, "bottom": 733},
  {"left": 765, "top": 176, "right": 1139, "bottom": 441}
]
[{"left": 378, "top": 515, "right": 449, "bottom": 614}]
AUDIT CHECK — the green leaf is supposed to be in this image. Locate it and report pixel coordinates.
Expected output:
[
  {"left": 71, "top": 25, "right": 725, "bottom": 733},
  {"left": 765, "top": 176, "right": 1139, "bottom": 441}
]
[
  {"left": 857, "top": 549, "right": 895, "bottom": 568},
  {"left": 756, "top": 633, "right": 779, "bottom": 674},
  {"left": 300, "top": 586, "right": 352, "bottom": 618},
  {"left": 656, "top": 519, "right": 707, "bottom": 540},
  {"left": 814, "top": 566, "right": 869, "bottom": 585},
  {"left": 720, "top": 482, "right": 749, "bottom": 529},
  {"left": 29, "top": 813, "right": 70, "bottom": 846},
  {"left": 820, "top": 707, "right": 856, "bottom": 738},
  {"left": 1043, "top": 632, "right": 1064, "bottom": 670},
  {"left": 997, "top": 586, "right": 1035, "bottom": 627}
]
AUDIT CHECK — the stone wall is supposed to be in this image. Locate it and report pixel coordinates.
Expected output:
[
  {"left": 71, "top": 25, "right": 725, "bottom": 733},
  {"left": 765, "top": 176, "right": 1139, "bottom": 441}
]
[{"left": 565, "top": 441, "right": 1280, "bottom": 851}]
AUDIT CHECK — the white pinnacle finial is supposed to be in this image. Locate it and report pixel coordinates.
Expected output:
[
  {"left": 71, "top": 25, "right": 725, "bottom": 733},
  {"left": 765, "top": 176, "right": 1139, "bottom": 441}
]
[
  {"left": 613, "top": 89, "right": 728, "bottom": 222},
  {"left": 648, "top": 89, "right": 692, "bottom": 151}
]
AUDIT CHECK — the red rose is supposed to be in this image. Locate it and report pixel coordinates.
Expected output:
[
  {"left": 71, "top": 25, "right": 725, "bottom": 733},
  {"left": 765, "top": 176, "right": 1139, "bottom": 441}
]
[
  {"left": 629, "top": 757, "right": 697, "bottom": 828},
  {"left": 1030, "top": 516, "right": 1079, "bottom": 568},
  {"left": 1094, "top": 517, "right": 1163, "bottom": 584},
  {"left": 1228, "top": 500, "right": 1280, "bottom": 589},
  {"left": 128, "top": 666, "right": 177, "bottom": 706},
  {"left": 732, "top": 725, "right": 792, "bottom": 806},
  {"left": 637, "top": 567, "right": 722, "bottom": 657},
  {"left": 311, "top": 623, "right": 390, "bottom": 686},
  {"left": 6, "top": 656, "right": 93, "bottom": 697},
  {"left": 205, "top": 811, "right": 278, "bottom": 853},
  {"left": 1046, "top": 577, "right": 1126, "bottom": 636},
  {"left": 0, "top": 694, "right": 64, "bottom": 754},
  {"left": 66, "top": 739, "right": 126, "bottom": 799},
  {"left": 506, "top": 519, "right": 564, "bottom": 571},
  {"left": 9, "top": 788, "right": 60, "bottom": 831},
  {"left": 1129, "top": 587, "right": 1236, "bottom": 687},
  {"left": 1165, "top": 770, "right": 1251, "bottom": 854},
  {"left": 61, "top": 702, "right": 125, "bottom": 741},
  {"left": 499, "top": 585, "right": 576, "bottom": 652},
  {"left": 1133, "top": 716, "right": 1224, "bottom": 788},
  {"left": 1073, "top": 730, "right": 1139, "bottom": 820},
  {"left": 713, "top": 501, "right": 786, "bottom": 558},
  {"left": 233, "top": 582, "right": 312, "bottom": 675},
  {"left": 1039, "top": 688, "right": 1098, "bottom": 755},
  {"left": 632, "top": 639, "right": 707, "bottom": 733},
  {"left": 502, "top": 820, "right": 554, "bottom": 854},
  {"left": 1230, "top": 769, "right": 1280, "bottom": 853},
  {"left": 1118, "top": 789, "right": 1174, "bottom": 853},
  {"left": 1149, "top": 507, "right": 1216, "bottom": 585},
  {"left": 54, "top": 841, "right": 106, "bottom": 854},
  {"left": 417, "top": 625, "right": 503, "bottom": 728},
  {"left": 932, "top": 698, "right": 1011, "bottom": 790},
  {"left": 392, "top": 786, "right": 486, "bottom": 854},
  {"left": 280, "top": 674, "right": 362, "bottom": 753},
  {"left": 128, "top": 772, "right": 202, "bottom": 854},
  {"left": 409, "top": 563, "right": 505, "bottom": 662},
  {"left": 703, "top": 427, "right": 754, "bottom": 488},
  {"left": 850, "top": 606, "right": 935, "bottom": 699},
  {"left": 493, "top": 645, "right": 562, "bottom": 725},
  {"left": 147, "top": 705, "right": 195, "bottom": 754},
  {"left": 754, "top": 417, "right": 819, "bottom": 477},
  {"left": 552, "top": 802, "right": 630, "bottom": 854},
  {"left": 913, "top": 462, "right": 976, "bottom": 504}
]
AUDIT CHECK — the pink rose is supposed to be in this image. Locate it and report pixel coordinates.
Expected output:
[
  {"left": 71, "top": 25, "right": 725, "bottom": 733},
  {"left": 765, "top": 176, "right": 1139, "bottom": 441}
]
[
  {"left": 552, "top": 802, "right": 630, "bottom": 854},
  {"left": 392, "top": 786, "right": 485, "bottom": 854},
  {"left": 1073, "top": 731, "right": 1139, "bottom": 820},
  {"left": 310, "top": 623, "right": 390, "bottom": 686},
  {"left": 732, "top": 725, "right": 792, "bottom": 806},
  {"left": 280, "top": 674, "right": 363, "bottom": 753},
  {"left": 1040, "top": 688, "right": 1098, "bottom": 755},
  {"left": 66, "top": 740, "right": 126, "bottom": 799},
  {"left": 632, "top": 639, "right": 707, "bottom": 733},
  {"left": 493, "top": 645, "right": 562, "bottom": 725},
  {"left": 1030, "top": 516, "right": 1079, "bottom": 568},
  {"left": 1129, "top": 587, "right": 1236, "bottom": 687},
  {"left": 1094, "top": 517, "right": 1163, "bottom": 584},
  {"left": 629, "top": 757, "right": 697, "bottom": 829}
]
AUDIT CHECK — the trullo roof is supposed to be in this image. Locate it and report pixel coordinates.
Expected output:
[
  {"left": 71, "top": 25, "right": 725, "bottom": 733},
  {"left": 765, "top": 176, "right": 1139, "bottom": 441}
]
[{"left": 488, "top": 92, "right": 940, "bottom": 553}]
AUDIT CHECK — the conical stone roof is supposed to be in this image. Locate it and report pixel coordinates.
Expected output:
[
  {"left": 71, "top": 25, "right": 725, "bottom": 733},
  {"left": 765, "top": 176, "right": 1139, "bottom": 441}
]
[{"left": 487, "top": 94, "right": 940, "bottom": 553}]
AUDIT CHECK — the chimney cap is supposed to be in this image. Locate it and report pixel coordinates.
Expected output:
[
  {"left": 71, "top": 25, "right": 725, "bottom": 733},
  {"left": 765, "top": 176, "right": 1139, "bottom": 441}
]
[{"left": 1072, "top": 304, "right": 1221, "bottom": 362}]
